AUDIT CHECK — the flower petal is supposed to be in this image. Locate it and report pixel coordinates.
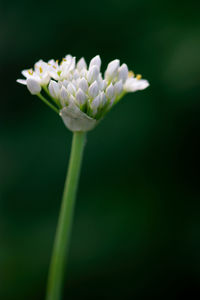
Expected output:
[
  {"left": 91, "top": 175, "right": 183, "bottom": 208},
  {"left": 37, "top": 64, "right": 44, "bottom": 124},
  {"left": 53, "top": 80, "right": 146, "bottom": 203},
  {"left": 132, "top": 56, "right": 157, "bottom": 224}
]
[
  {"left": 105, "top": 59, "right": 120, "bottom": 81},
  {"left": 124, "top": 78, "right": 149, "bottom": 92},
  {"left": 17, "top": 79, "right": 27, "bottom": 85},
  {"left": 89, "top": 55, "right": 101, "bottom": 69},
  {"left": 27, "top": 78, "right": 41, "bottom": 95}
]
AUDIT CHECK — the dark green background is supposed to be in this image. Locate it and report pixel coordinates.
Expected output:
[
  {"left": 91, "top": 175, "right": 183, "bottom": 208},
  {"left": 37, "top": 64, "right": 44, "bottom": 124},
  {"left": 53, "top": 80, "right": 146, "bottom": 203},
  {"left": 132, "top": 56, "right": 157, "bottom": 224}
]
[{"left": 1, "top": 0, "right": 200, "bottom": 299}]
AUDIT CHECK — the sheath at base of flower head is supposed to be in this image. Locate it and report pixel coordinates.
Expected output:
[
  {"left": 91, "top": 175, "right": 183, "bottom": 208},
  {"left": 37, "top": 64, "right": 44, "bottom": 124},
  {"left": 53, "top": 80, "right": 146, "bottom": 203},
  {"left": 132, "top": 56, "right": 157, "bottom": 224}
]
[{"left": 17, "top": 54, "right": 150, "bottom": 132}]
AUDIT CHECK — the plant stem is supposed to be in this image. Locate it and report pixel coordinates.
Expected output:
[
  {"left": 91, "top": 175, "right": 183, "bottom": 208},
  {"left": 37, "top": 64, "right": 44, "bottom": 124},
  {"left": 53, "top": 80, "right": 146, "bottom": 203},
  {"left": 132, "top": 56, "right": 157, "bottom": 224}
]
[
  {"left": 37, "top": 93, "right": 59, "bottom": 114},
  {"left": 46, "top": 132, "right": 86, "bottom": 300}
]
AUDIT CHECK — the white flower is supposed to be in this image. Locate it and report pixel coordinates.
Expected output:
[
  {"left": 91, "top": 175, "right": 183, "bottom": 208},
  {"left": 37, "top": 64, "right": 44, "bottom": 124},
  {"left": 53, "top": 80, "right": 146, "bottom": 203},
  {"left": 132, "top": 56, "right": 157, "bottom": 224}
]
[
  {"left": 17, "top": 54, "right": 149, "bottom": 132},
  {"left": 17, "top": 60, "right": 50, "bottom": 93}
]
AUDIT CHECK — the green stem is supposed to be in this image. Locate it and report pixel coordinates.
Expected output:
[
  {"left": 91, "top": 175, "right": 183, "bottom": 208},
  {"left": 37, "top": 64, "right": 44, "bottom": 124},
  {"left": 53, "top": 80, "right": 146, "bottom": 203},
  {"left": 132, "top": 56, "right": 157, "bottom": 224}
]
[
  {"left": 42, "top": 86, "right": 62, "bottom": 108},
  {"left": 37, "top": 93, "right": 59, "bottom": 114},
  {"left": 46, "top": 131, "right": 86, "bottom": 300}
]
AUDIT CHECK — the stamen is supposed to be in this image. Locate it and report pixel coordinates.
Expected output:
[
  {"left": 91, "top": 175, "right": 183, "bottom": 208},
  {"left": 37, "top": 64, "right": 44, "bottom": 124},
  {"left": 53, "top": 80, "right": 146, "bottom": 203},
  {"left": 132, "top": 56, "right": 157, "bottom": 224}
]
[
  {"left": 39, "top": 67, "right": 43, "bottom": 73},
  {"left": 28, "top": 69, "right": 33, "bottom": 75},
  {"left": 128, "top": 71, "right": 135, "bottom": 78},
  {"left": 136, "top": 74, "right": 142, "bottom": 80}
]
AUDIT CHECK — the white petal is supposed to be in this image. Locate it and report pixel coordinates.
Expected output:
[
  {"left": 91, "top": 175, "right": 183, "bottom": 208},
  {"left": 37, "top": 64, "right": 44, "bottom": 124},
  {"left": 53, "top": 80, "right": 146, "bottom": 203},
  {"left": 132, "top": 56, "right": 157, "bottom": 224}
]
[
  {"left": 99, "top": 91, "right": 107, "bottom": 106},
  {"left": 73, "top": 70, "right": 80, "bottom": 80},
  {"left": 105, "top": 59, "right": 120, "bottom": 81},
  {"left": 87, "top": 65, "right": 99, "bottom": 83},
  {"left": 106, "top": 83, "right": 114, "bottom": 98},
  {"left": 41, "top": 73, "right": 50, "bottom": 86},
  {"left": 89, "top": 55, "right": 101, "bottom": 69},
  {"left": 60, "top": 86, "right": 69, "bottom": 106},
  {"left": 124, "top": 78, "right": 149, "bottom": 92},
  {"left": 17, "top": 79, "right": 27, "bottom": 85},
  {"left": 48, "top": 69, "right": 60, "bottom": 81},
  {"left": 91, "top": 95, "right": 100, "bottom": 115},
  {"left": 60, "top": 86, "right": 68, "bottom": 100},
  {"left": 97, "top": 74, "right": 106, "bottom": 90},
  {"left": 27, "top": 78, "right": 41, "bottom": 95},
  {"left": 67, "top": 82, "right": 76, "bottom": 95},
  {"left": 49, "top": 80, "right": 60, "bottom": 98},
  {"left": 76, "top": 88, "right": 87, "bottom": 105},
  {"left": 92, "top": 95, "right": 100, "bottom": 108},
  {"left": 80, "top": 68, "right": 87, "bottom": 77},
  {"left": 114, "top": 80, "right": 123, "bottom": 95},
  {"left": 77, "top": 57, "right": 87, "bottom": 70},
  {"left": 79, "top": 77, "right": 88, "bottom": 92},
  {"left": 69, "top": 94, "right": 76, "bottom": 105},
  {"left": 118, "top": 63, "right": 128, "bottom": 82},
  {"left": 22, "top": 69, "right": 32, "bottom": 78},
  {"left": 88, "top": 81, "right": 99, "bottom": 98},
  {"left": 62, "top": 80, "right": 69, "bottom": 89}
]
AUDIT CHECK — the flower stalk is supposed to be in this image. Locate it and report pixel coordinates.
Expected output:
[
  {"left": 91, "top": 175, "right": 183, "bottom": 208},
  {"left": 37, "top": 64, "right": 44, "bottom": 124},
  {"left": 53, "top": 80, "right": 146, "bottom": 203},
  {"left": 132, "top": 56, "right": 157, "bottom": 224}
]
[
  {"left": 46, "top": 131, "right": 86, "bottom": 300},
  {"left": 16, "top": 53, "right": 150, "bottom": 300}
]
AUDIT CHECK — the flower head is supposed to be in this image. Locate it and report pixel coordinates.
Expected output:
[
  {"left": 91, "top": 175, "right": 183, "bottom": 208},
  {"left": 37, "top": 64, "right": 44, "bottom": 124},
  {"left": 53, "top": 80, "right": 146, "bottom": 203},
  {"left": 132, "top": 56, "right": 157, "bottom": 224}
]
[{"left": 17, "top": 54, "right": 149, "bottom": 131}]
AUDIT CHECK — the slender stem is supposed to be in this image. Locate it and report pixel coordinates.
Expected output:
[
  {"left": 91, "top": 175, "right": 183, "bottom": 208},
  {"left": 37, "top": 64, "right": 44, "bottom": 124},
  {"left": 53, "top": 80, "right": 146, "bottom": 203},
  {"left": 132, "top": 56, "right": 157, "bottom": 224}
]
[
  {"left": 42, "top": 86, "right": 62, "bottom": 108},
  {"left": 46, "top": 132, "right": 86, "bottom": 300},
  {"left": 37, "top": 93, "right": 59, "bottom": 114}
]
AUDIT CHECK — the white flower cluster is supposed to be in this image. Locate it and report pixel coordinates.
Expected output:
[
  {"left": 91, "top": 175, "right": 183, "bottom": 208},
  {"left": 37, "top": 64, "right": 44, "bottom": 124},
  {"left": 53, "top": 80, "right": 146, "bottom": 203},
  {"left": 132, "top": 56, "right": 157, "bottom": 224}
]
[{"left": 17, "top": 55, "right": 149, "bottom": 131}]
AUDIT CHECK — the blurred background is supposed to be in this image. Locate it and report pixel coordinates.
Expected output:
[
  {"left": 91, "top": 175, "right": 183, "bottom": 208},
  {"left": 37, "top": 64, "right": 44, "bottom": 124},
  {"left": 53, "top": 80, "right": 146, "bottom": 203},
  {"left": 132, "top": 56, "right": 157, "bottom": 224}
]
[{"left": 0, "top": 0, "right": 200, "bottom": 299}]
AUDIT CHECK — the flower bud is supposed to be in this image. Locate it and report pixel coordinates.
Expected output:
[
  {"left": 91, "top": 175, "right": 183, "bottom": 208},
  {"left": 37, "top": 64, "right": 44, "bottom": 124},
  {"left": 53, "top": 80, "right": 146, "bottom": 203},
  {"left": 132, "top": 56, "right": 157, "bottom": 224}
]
[
  {"left": 118, "top": 63, "right": 128, "bottom": 82},
  {"left": 87, "top": 65, "right": 99, "bottom": 83},
  {"left": 76, "top": 88, "right": 87, "bottom": 105},
  {"left": 60, "top": 86, "right": 69, "bottom": 106},
  {"left": 60, "top": 86, "right": 68, "bottom": 99},
  {"left": 114, "top": 80, "right": 123, "bottom": 95},
  {"left": 106, "top": 83, "right": 114, "bottom": 99},
  {"left": 89, "top": 55, "right": 101, "bottom": 69},
  {"left": 105, "top": 59, "right": 120, "bottom": 81},
  {"left": 88, "top": 81, "right": 99, "bottom": 98},
  {"left": 99, "top": 91, "right": 107, "bottom": 106},
  {"left": 49, "top": 80, "right": 60, "bottom": 99},
  {"left": 62, "top": 80, "right": 69, "bottom": 89},
  {"left": 91, "top": 95, "right": 100, "bottom": 115},
  {"left": 67, "top": 82, "right": 76, "bottom": 95},
  {"left": 77, "top": 57, "right": 87, "bottom": 70},
  {"left": 97, "top": 74, "right": 106, "bottom": 90},
  {"left": 79, "top": 77, "right": 88, "bottom": 92}
]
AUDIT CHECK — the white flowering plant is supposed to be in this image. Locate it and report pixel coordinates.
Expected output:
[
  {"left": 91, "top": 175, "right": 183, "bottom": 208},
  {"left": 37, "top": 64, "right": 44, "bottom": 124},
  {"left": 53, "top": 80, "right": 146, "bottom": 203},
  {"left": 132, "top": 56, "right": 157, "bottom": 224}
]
[
  {"left": 17, "top": 55, "right": 149, "bottom": 131},
  {"left": 17, "top": 54, "right": 149, "bottom": 300}
]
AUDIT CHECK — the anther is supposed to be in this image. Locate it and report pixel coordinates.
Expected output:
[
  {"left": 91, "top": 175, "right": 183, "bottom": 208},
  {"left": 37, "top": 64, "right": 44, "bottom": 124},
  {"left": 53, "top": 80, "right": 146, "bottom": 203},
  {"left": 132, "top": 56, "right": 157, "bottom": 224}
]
[{"left": 128, "top": 71, "right": 135, "bottom": 78}]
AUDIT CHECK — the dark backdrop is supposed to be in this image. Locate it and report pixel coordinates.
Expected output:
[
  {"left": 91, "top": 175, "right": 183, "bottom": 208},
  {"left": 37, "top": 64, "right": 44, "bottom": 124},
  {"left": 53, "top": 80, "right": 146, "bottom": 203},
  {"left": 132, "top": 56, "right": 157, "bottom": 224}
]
[{"left": 0, "top": 0, "right": 200, "bottom": 299}]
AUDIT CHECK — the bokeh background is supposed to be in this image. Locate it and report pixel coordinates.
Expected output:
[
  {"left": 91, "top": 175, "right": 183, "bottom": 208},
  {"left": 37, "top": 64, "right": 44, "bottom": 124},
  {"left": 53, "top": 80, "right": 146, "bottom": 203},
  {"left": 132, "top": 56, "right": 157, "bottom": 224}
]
[{"left": 1, "top": 0, "right": 200, "bottom": 299}]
